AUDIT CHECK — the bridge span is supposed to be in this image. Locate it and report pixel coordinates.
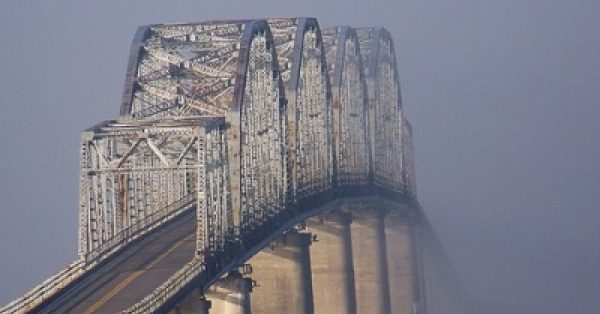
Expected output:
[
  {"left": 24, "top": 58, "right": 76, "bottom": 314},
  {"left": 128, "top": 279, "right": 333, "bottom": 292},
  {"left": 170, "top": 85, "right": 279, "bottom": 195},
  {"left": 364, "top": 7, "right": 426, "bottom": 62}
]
[{"left": 2, "top": 17, "right": 464, "bottom": 314}]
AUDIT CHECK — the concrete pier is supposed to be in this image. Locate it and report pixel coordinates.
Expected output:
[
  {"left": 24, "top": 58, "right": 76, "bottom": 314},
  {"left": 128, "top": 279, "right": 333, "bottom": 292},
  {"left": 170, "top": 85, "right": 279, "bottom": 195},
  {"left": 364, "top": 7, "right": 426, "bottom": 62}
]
[
  {"left": 249, "top": 231, "right": 314, "bottom": 314},
  {"left": 308, "top": 211, "right": 357, "bottom": 314},
  {"left": 385, "top": 213, "right": 416, "bottom": 314},
  {"left": 206, "top": 271, "right": 252, "bottom": 314},
  {"left": 350, "top": 206, "right": 391, "bottom": 314},
  {"left": 169, "top": 287, "right": 211, "bottom": 314}
]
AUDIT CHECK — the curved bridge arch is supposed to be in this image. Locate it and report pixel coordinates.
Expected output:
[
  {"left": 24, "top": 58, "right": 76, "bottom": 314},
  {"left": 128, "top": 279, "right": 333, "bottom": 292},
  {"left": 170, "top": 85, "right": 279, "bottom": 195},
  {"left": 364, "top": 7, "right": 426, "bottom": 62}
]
[
  {"left": 358, "top": 27, "right": 404, "bottom": 192},
  {"left": 106, "top": 20, "right": 288, "bottom": 257},
  {"left": 323, "top": 26, "right": 370, "bottom": 188},
  {"left": 268, "top": 18, "right": 334, "bottom": 203},
  {"left": 119, "top": 20, "right": 285, "bottom": 120},
  {"left": 229, "top": 20, "right": 287, "bottom": 239}
]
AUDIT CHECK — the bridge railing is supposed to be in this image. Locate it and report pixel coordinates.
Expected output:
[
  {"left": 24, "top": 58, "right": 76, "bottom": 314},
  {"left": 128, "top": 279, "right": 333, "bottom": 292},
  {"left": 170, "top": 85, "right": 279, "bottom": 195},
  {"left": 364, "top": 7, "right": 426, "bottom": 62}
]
[
  {"left": 125, "top": 257, "right": 206, "bottom": 314},
  {"left": 0, "top": 260, "right": 85, "bottom": 313},
  {"left": 0, "top": 195, "right": 197, "bottom": 314},
  {"left": 84, "top": 194, "right": 196, "bottom": 267}
]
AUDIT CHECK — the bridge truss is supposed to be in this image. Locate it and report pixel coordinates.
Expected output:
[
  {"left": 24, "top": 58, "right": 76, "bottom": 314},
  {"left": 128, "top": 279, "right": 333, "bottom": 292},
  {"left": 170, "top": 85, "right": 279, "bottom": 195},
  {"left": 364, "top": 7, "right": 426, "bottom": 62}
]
[{"left": 2, "top": 18, "right": 422, "bottom": 314}]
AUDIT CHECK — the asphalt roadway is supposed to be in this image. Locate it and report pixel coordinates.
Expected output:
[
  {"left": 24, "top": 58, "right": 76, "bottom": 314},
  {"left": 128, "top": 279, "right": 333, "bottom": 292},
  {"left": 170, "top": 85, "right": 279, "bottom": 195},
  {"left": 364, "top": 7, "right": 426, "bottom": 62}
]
[{"left": 35, "top": 208, "right": 196, "bottom": 314}]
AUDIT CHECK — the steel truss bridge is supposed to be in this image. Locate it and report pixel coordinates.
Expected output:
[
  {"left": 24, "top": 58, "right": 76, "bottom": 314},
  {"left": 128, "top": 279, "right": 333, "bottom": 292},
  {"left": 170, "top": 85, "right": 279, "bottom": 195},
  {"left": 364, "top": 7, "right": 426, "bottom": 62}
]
[{"left": 2, "top": 17, "right": 462, "bottom": 314}]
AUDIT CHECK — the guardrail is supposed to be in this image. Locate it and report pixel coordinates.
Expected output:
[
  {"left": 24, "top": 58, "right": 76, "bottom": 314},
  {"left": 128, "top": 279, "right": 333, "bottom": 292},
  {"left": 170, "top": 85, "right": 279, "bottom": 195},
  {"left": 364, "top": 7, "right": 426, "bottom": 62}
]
[
  {"left": 0, "top": 260, "right": 85, "bottom": 314},
  {"left": 0, "top": 195, "right": 196, "bottom": 314},
  {"left": 84, "top": 195, "right": 196, "bottom": 268},
  {"left": 125, "top": 257, "right": 206, "bottom": 314}
]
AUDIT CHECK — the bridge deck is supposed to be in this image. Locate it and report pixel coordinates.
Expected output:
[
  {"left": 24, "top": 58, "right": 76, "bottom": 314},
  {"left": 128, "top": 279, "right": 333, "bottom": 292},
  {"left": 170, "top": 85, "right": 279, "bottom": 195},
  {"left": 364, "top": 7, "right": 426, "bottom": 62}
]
[{"left": 36, "top": 209, "right": 196, "bottom": 314}]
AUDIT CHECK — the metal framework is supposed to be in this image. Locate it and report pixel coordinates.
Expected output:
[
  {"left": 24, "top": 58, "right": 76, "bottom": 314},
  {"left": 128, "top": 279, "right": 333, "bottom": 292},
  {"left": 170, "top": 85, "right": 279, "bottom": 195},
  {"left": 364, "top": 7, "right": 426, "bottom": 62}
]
[
  {"left": 120, "top": 22, "right": 245, "bottom": 118},
  {"left": 358, "top": 28, "right": 404, "bottom": 192},
  {"left": 116, "top": 20, "right": 288, "bottom": 240},
  {"left": 236, "top": 22, "right": 286, "bottom": 234},
  {"left": 401, "top": 117, "right": 417, "bottom": 196},
  {"left": 2, "top": 18, "right": 421, "bottom": 314},
  {"left": 78, "top": 117, "right": 228, "bottom": 258},
  {"left": 268, "top": 18, "right": 333, "bottom": 202},
  {"left": 323, "top": 26, "right": 370, "bottom": 187}
]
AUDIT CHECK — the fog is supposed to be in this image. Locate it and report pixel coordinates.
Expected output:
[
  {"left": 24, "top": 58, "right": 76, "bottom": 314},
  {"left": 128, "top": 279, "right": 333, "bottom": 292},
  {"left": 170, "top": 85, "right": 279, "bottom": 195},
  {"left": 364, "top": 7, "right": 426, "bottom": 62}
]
[{"left": 1, "top": 1, "right": 599, "bottom": 313}]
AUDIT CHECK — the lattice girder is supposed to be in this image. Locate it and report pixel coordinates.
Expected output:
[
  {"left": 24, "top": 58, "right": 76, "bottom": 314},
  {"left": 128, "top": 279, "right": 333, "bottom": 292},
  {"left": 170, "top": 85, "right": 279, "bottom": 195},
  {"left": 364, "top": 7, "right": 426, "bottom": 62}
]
[
  {"left": 78, "top": 117, "right": 228, "bottom": 257},
  {"left": 117, "top": 19, "right": 288, "bottom": 238},
  {"left": 120, "top": 21, "right": 250, "bottom": 119},
  {"left": 357, "top": 27, "right": 404, "bottom": 192},
  {"left": 229, "top": 20, "right": 287, "bottom": 234},
  {"left": 323, "top": 26, "right": 370, "bottom": 187},
  {"left": 268, "top": 18, "right": 333, "bottom": 203}
]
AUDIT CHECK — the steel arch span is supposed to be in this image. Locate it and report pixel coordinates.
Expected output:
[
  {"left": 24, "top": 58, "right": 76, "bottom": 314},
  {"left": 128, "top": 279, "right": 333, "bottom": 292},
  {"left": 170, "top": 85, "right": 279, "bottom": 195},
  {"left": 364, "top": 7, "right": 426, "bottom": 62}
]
[{"left": 1, "top": 17, "right": 465, "bottom": 314}]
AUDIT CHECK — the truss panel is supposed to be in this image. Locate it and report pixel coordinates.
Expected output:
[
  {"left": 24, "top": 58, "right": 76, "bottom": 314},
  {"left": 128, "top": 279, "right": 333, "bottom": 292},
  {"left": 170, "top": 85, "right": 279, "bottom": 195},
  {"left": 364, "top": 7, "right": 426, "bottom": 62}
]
[
  {"left": 120, "top": 21, "right": 250, "bottom": 119},
  {"left": 237, "top": 25, "right": 287, "bottom": 233},
  {"left": 358, "top": 28, "right": 404, "bottom": 192},
  {"left": 78, "top": 117, "right": 229, "bottom": 257},
  {"left": 268, "top": 18, "right": 333, "bottom": 203},
  {"left": 324, "top": 27, "right": 370, "bottom": 187}
]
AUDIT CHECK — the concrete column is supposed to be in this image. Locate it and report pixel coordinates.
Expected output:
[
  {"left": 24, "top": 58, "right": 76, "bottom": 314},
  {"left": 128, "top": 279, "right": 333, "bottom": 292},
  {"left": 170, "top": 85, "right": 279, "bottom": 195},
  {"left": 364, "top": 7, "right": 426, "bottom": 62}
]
[
  {"left": 351, "top": 206, "right": 391, "bottom": 314},
  {"left": 169, "top": 287, "right": 211, "bottom": 314},
  {"left": 206, "top": 271, "right": 252, "bottom": 314},
  {"left": 249, "top": 231, "right": 314, "bottom": 314},
  {"left": 308, "top": 211, "right": 357, "bottom": 314},
  {"left": 385, "top": 213, "right": 416, "bottom": 314},
  {"left": 412, "top": 221, "right": 429, "bottom": 314}
]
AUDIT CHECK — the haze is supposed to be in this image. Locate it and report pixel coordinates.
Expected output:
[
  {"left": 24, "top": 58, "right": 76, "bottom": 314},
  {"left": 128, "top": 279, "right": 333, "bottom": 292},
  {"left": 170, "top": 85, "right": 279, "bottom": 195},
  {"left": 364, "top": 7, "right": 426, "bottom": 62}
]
[{"left": 1, "top": 1, "right": 599, "bottom": 313}]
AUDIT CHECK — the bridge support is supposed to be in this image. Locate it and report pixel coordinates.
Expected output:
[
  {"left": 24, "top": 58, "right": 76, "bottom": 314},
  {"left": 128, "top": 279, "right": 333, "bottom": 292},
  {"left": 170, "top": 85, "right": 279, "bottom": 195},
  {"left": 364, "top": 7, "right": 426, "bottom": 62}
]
[
  {"left": 350, "top": 206, "right": 391, "bottom": 314},
  {"left": 169, "top": 287, "right": 211, "bottom": 314},
  {"left": 249, "top": 231, "right": 314, "bottom": 314},
  {"left": 385, "top": 212, "right": 417, "bottom": 314},
  {"left": 413, "top": 222, "right": 432, "bottom": 314},
  {"left": 308, "top": 211, "right": 357, "bottom": 314},
  {"left": 206, "top": 271, "right": 252, "bottom": 314}
]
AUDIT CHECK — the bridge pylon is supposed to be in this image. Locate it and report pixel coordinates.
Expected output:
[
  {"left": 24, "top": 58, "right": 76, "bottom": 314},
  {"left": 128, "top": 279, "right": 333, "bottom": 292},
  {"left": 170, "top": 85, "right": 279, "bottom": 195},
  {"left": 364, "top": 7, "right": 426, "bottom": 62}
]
[
  {"left": 349, "top": 205, "right": 392, "bottom": 314},
  {"left": 386, "top": 210, "right": 419, "bottom": 314},
  {"left": 205, "top": 271, "right": 252, "bottom": 314},
  {"left": 308, "top": 211, "right": 357, "bottom": 314},
  {"left": 248, "top": 231, "right": 314, "bottom": 314}
]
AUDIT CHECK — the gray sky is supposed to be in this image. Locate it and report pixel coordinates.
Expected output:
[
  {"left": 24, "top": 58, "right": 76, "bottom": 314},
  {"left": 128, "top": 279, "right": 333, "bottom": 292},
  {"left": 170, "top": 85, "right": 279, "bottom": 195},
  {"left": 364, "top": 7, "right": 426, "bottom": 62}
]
[{"left": 1, "top": 1, "right": 599, "bottom": 312}]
